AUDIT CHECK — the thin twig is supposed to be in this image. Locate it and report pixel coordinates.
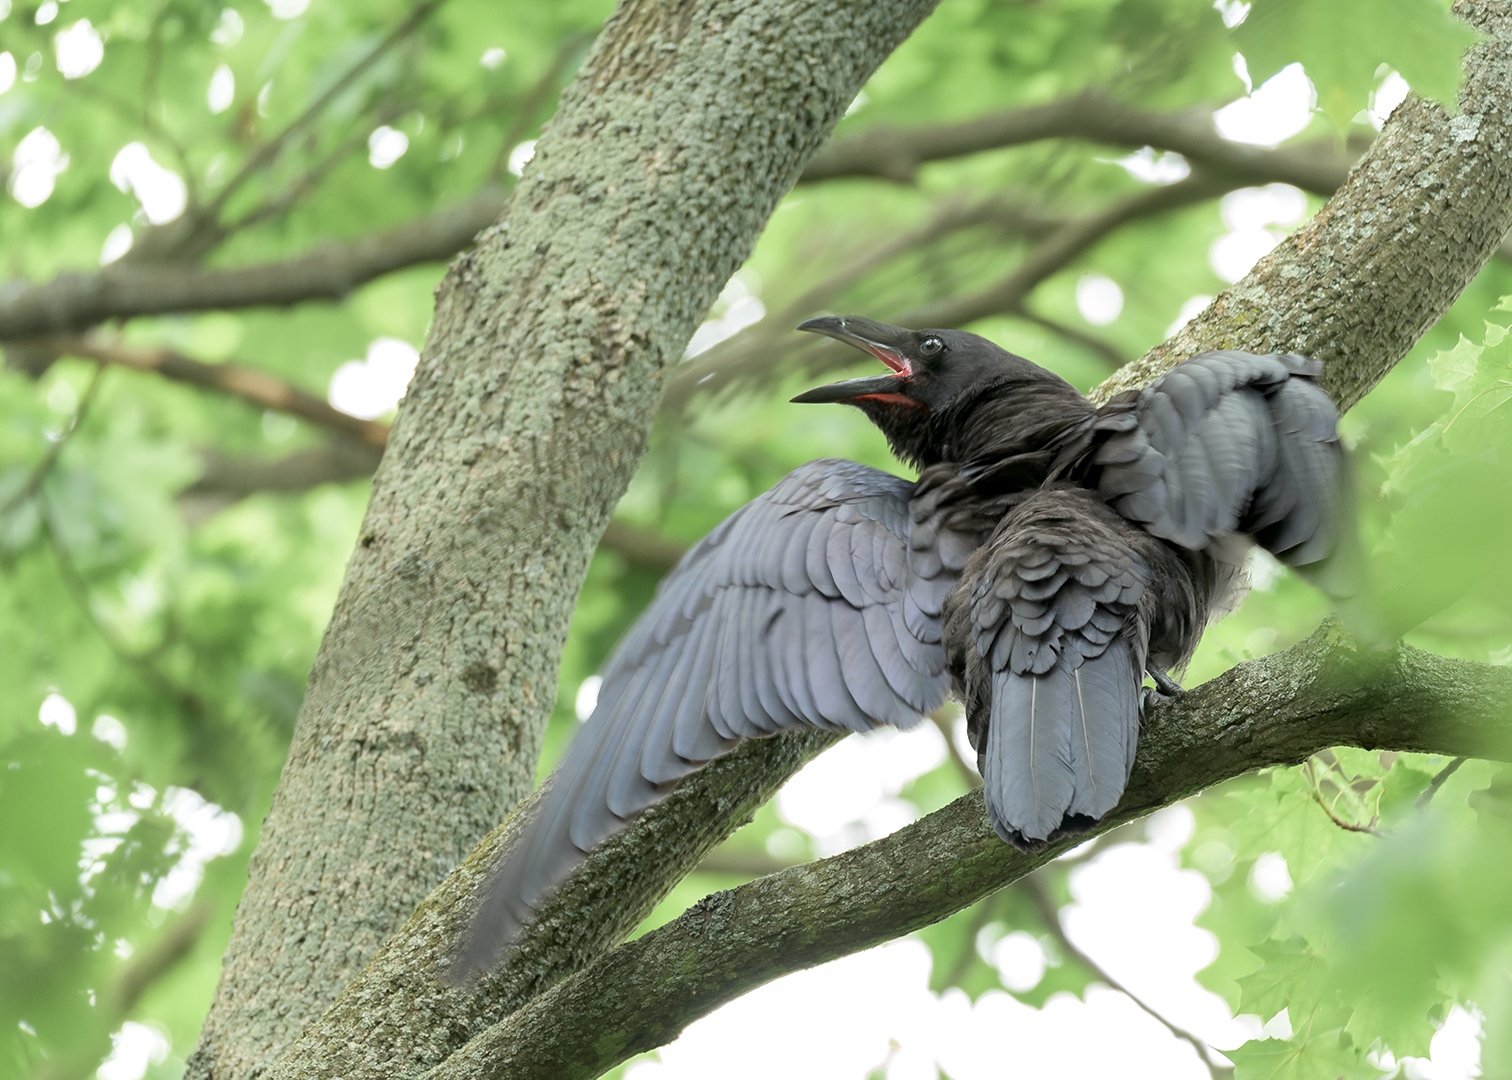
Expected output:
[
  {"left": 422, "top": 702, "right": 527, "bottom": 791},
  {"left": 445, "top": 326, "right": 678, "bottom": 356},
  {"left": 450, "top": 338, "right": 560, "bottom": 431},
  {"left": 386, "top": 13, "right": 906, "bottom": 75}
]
[
  {"left": 26, "top": 335, "right": 390, "bottom": 447},
  {"left": 668, "top": 172, "right": 1230, "bottom": 406},
  {"left": 903, "top": 171, "right": 1234, "bottom": 329},
  {"left": 38, "top": 491, "right": 214, "bottom": 727},
  {"left": 1307, "top": 788, "right": 1384, "bottom": 836},
  {"left": 665, "top": 192, "right": 1083, "bottom": 411},
  {"left": 205, "top": 0, "right": 449, "bottom": 220},
  {"left": 1416, "top": 756, "right": 1468, "bottom": 810},
  {"left": 1018, "top": 875, "right": 1233, "bottom": 1080},
  {"left": 0, "top": 364, "right": 105, "bottom": 520},
  {"left": 929, "top": 705, "right": 980, "bottom": 788},
  {"left": 1012, "top": 305, "right": 1128, "bottom": 369},
  {"left": 1303, "top": 756, "right": 1385, "bottom": 836},
  {"left": 222, "top": 101, "right": 402, "bottom": 237}
]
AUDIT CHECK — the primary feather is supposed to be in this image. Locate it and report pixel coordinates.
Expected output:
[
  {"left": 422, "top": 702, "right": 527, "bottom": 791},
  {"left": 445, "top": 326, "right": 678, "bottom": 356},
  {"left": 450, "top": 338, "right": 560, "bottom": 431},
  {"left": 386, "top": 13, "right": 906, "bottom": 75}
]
[{"left": 457, "top": 318, "right": 1350, "bottom": 976}]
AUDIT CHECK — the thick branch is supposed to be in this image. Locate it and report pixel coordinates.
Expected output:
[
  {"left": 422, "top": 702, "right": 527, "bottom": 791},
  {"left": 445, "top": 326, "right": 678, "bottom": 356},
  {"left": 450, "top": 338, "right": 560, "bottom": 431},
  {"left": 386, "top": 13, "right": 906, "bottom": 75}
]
[
  {"left": 427, "top": 627, "right": 1512, "bottom": 1080},
  {"left": 244, "top": 6, "right": 1512, "bottom": 1078},
  {"left": 261, "top": 624, "right": 1512, "bottom": 1080},
  {"left": 800, "top": 92, "right": 1364, "bottom": 192},
  {"left": 0, "top": 188, "right": 508, "bottom": 341}
]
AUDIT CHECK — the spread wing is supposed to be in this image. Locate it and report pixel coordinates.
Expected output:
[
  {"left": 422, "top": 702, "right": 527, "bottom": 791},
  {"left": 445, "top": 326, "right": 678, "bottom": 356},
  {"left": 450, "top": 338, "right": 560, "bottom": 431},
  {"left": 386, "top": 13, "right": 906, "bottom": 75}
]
[
  {"left": 459, "top": 458, "right": 978, "bottom": 973},
  {"left": 1093, "top": 350, "right": 1345, "bottom": 568}
]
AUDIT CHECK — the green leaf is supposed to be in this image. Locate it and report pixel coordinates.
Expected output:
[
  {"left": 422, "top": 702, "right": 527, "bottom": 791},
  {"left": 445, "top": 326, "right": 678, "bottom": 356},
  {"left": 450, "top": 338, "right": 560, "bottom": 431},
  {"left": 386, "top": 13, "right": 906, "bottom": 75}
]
[
  {"left": 1235, "top": 0, "right": 1478, "bottom": 130},
  {"left": 1228, "top": 1028, "right": 1372, "bottom": 1080},
  {"left": 1237, "top": 937, "right": 1327, "bottom": 1023},
  {"left": 1427, "top": 333, "right": 1483, "bottom": 395}
]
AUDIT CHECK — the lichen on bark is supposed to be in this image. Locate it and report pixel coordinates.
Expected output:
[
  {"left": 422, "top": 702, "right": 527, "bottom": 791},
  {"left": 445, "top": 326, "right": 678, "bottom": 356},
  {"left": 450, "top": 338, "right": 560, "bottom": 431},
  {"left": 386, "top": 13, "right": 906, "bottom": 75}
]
[
  {"left": 188, "top": 3, "right": 942, "bottom": 1079},
  {"left": 192, "top": 2, "right": 1512, "bottom": 1080}
]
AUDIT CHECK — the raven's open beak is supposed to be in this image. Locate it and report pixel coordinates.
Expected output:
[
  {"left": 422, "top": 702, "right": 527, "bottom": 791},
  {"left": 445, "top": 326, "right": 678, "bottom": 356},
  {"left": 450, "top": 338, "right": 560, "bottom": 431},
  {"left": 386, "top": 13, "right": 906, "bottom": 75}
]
[{"left": 791, "top": 316, "right": 915, "bottom": 404}]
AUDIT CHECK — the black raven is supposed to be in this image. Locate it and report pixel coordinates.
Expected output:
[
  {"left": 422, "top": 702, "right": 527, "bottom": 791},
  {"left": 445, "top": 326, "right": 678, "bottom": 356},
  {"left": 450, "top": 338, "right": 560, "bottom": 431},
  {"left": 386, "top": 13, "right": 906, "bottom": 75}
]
[{"left": 458, "top": 316, "right": 1347, "bottom": 974}]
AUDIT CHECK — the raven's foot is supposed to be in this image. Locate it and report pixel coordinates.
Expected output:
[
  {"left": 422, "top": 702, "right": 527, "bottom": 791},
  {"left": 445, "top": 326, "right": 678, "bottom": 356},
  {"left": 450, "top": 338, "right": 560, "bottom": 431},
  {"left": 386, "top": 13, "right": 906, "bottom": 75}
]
[
  {"left": 1147, "top": 668, "right": 1186, "bottom": 697},
  {"left": 1140, "top": 669, "right": 1185, "bottom": 721}
]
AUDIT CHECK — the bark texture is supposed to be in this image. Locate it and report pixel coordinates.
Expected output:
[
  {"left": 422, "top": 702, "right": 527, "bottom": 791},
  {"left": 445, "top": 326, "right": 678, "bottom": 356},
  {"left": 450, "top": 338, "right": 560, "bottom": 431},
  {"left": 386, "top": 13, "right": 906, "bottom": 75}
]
[
  {"left": 376, "top": 1, "right": 1511, "bottom": 1073},
  {"left": 186, "top": 2, "right": 939, "bottom": 1078},
  {"left": 188, "top": 2, "right": 1512, "bottom": 1079},
  {"left": 1098, "top": 1, "right": 1512, "bottom": 410},
  {"left": 259, "top": 729, "right": 839, "bottom": 1080},
  {"left": 426, "top": 623, "right": 1512, "bottom": 1080}
]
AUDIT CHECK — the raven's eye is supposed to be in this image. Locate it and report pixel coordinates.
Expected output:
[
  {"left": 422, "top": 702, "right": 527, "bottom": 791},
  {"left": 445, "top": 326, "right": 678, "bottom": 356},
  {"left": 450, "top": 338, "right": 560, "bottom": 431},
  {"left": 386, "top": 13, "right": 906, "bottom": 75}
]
[{"left": 919, "top": 336, "right": 944, "bottom": 358}]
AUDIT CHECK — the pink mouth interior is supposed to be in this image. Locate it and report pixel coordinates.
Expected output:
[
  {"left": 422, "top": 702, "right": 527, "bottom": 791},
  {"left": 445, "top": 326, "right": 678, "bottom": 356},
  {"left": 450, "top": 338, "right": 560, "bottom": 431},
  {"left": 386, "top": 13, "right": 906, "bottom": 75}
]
[{"left": 862, "top": 343, "right": 911, "bottom": 377}]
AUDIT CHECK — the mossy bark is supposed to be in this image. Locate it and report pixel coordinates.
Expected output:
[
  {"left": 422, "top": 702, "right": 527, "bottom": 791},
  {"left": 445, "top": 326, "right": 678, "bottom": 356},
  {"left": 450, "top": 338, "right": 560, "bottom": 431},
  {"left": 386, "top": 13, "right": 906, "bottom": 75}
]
[
  {"left": 192, "top": 2, "right": 1512, "bottom": 1079},
  {"left": 422, "top": 624, "right": 1512, "bottom": 1080},
  {"left": 1098, "top": 1, "right": 1512, "bottom": 410},
  {"left": 187, "top": 2, "right": 939, "bottom": 1078}
]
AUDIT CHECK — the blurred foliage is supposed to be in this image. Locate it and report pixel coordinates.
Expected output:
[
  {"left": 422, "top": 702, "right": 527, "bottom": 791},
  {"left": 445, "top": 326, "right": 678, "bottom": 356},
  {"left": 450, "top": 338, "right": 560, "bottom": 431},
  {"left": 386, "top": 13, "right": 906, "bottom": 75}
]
[
  {"left": 1234, "top": 0, "right": 1478, "bottom": 129},
  {"left": 0, "top": 0, "right": 1505, "bottom": 1078}
]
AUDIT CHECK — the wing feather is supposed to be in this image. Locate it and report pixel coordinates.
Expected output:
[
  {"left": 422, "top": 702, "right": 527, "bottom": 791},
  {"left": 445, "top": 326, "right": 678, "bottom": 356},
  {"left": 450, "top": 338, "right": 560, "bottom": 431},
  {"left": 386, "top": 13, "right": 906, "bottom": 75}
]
[
  {"left": 460, "top": 459, "right": 981, "bottom": 973},
  {"left": 1095, "top": 349, "right": 1345, "bottom": 571}
]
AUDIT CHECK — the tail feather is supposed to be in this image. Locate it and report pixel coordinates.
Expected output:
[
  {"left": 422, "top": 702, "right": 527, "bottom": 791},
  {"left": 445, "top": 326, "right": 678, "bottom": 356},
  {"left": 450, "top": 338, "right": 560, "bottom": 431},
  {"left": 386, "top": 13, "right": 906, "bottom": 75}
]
[{"left": 984, "top": 640, "right": 1141, "bottom": 849}]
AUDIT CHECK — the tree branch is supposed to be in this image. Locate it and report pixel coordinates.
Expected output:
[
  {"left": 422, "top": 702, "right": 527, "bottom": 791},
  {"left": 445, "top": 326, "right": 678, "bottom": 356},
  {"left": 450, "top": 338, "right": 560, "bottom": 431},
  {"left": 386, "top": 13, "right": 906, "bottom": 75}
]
[
  {"left": 24, "top": 335, "right": 390, "bottom": 447},
  {"left": 30, "top": 904, "right": 213, "bottom": 1080},
  {"left": 1011, "top": 305, "right": 1129, "bottom": 369},
  {"left": 178, "top": 439, "right": 386, "bottom": 513},
  {"left": 0, "top": 363, "right": 104, "bottom": 520},
  {"left": 800, "top": 92, "right": 1366, "bottom": 193},
  {"left": 36, "top": 487, "right": 224, "bottom": 760},
  {"left": 262, "top": 622, "right": 1512, "bottom": 1080},
  {"left": 176, "top": 438, "right": 689, "bottom": 574},
  {"left": 237, "top": 6, "right": 1512, "bottom": 1077},
  {"left": 431, "top": 626, "right": 1512, "bottom": 1080},
  {"left": 598, "top": 521, "right": 687, "bottom": 574},
  {"left": 1417, "top": 756, "right": 1468, "bottom": 809},
  {"left": 915, "top": 173, "right": 1235, "bottom": 325},
  {"left": 203, "top": 0, "right": 448, "bottom": 223},
  {"left": 0, "top": 188, "right": 508, "bottom": 341},
  {"left": 669, "top": 170, "right": 1232, "bottom": 405},
  {"left": 0, "top": 97, "right": 1366, "bottom": 343},
  {"left": 108, "top": 903, "right": 215, "bottom": 1018}
]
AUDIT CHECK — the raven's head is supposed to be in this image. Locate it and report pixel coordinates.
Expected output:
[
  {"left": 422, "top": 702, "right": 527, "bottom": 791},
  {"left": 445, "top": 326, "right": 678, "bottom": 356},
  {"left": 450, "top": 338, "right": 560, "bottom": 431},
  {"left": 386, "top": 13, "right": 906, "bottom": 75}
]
[{"left": 792, "top": 316, "right": 1063, "bottom": 467}]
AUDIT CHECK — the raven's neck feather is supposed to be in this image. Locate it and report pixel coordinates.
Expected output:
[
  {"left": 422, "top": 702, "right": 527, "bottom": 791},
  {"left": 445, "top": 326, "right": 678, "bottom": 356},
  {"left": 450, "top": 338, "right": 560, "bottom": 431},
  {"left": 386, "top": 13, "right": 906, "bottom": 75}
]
[{"left": 927, "top": 378, "right": 1098, "bottom": 479}]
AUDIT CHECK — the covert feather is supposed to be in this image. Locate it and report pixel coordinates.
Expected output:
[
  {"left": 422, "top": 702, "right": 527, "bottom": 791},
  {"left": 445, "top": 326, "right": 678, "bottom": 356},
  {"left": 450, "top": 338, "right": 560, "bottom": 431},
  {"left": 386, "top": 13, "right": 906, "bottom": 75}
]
[{"left": 458, "top": 317, "right": 1348, "bottom": 976}]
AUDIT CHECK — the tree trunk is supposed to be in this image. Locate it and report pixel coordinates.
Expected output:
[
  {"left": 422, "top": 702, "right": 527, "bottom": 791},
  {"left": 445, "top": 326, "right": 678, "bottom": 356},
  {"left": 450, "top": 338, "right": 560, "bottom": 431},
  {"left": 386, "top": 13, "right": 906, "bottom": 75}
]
[
  {"left": 186, "top": 3, "right": 940, "bottom": 1078},
  {"left": 230, "top": 2, "right": 1512, "bottom": 1077},
  {"left": 191, "top": 1, "right": 1512, "bottom": 1078}
]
